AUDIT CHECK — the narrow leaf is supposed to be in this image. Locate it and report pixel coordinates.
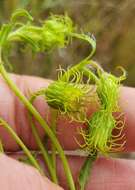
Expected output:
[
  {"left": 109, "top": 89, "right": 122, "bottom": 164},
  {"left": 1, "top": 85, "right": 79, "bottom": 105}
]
[
  {"left": 0, "top": 24, "right": 12, "bottom": 46},
  {"left": 78, "top": 154, "right": 97, "bottom": 190},
  {"left": 11, "top": 9, "right": 33, "bottom": 23}
]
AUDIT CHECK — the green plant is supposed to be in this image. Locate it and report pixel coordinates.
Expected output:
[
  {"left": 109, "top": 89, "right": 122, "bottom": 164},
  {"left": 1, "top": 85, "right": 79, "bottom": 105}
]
[{"left": 0, "top": 9, "right": 126, "bottom": 190}]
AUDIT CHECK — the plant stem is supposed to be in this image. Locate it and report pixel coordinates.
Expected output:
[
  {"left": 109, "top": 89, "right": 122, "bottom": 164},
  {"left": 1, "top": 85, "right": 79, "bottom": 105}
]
[
  {"left": 0, "top": 64, "right": 75, "bottom": 190},
  {"left": 78, "top": 153, "right": 97, "bottom": 190},
  {"left": 29, "top": 114, "right": 58, "bottom": 183},
  {"left": 0, "top": 118, "right": 43, "bottom": 173},
  {"left": 30, "top": 94, "right": 58, "bottom": 183},
  {"left": 50, "top": 108, "right": 58, "bottom": 178},
  {"left": 0, "top": 138, "right": 4, "bottom": 153}
]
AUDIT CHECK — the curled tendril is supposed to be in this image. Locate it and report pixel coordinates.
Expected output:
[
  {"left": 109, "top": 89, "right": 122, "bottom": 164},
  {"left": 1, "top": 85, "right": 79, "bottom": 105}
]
[
  {"left": 70, "top": 32, "right": 96, "bottom": 59},
  {"left": 57, "top": 65, "right": 84, "bottom": 83},
  {"left": 115, "top": 66, "right": 127, "bottom": 82}
]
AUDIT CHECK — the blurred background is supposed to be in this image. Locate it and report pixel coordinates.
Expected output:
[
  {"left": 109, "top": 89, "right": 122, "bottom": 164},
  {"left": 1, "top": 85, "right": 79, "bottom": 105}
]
[{"left": 0, "top": 0, "right": 135, "bottom": 87}]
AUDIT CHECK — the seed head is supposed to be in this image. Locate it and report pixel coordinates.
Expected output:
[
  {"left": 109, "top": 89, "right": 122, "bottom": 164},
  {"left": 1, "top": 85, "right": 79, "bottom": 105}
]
[
  {"left": 45, "top": 80, "right": 96, "bottom": 122},
  {"left": 78, "top": 110, "right": 125, "bottom": 155}
]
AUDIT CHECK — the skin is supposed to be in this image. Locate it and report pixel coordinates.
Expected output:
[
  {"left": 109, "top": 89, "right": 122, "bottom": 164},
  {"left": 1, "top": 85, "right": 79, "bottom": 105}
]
[{"left": 0, "top": 74, "right": 135, "bottom": 189}]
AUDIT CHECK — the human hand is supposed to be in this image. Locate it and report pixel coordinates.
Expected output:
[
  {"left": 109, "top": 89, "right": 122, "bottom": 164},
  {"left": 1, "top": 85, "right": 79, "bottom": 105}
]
[{"left": 0, "top": 74, "right": 135, "bottom": 190}]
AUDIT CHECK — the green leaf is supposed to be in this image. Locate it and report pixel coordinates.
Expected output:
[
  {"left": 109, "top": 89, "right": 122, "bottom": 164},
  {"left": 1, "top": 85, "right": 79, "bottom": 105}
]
[
  {"left": 11, "top": 9, "right": 33, "bottom": 23},
  {"left": 0, "top": 24, "right": 12, "bottom": 47},
  {"left": 78, "top": 154, "right": 97, "bottom": 190}
]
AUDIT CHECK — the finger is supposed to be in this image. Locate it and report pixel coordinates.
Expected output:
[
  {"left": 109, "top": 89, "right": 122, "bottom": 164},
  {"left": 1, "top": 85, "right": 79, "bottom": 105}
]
[
  {"left": 9, "top": 153, "right": 135, "bottom": 190},
  {"left": 0, "top": 74, "right": 51, "bottom": 151},
  {"left": 0, "top": 74, "right": 134, "bottom": 151},
  {"left": 56, "top": 156, "right": 135, "bottom": 190},
  {"left": 119, "top": 87, "right": 135, "bottom": 152},
  {"left": 0, "top": 154, "right": 62, "bottom": 190}
]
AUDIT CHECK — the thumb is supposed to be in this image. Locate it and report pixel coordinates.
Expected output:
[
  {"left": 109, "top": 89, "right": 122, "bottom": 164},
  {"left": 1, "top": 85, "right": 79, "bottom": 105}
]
[{"left": 0, "top": 154, "right": 62, "bottom": 190}]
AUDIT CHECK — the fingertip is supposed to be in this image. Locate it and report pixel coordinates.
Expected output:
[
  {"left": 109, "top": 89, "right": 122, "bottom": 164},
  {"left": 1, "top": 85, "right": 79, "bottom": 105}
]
[{"left": 0, "top": 154, "right": 63, "bottom": 190}]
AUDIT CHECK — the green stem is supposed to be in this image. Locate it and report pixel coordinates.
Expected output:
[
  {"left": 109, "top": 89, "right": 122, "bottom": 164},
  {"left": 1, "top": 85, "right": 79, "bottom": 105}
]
[
  {"left": 30, "top": 94, "right": 59, "bottom": 178},
  {"left": 78, "top": 153, "right": 97, "bottom": 190},
  {"left": 0, "top": 118, "right": 43, "bottom": 173},
  {"left": 70, "top": 33, "right": 96, "bottom": 59},
  {"left": 0, "top": 138, "right": 4, "bottom": 153},
  {"left": 50, "top": 108, "right": 58, "bottom": 178},
  {"left": 29, "top": 93, "right": 58, "bottom": 183},
  {"left": 0, "top": 64, "right": 75, "bottom": 190},
  {"left": 29, "top": 114, "right": 58, "bottom": 183}
]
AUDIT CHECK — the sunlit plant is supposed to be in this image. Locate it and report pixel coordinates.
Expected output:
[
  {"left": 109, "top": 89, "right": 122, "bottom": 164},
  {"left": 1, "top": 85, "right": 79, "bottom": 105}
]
[{"left": 0, "top": 9, "right": 126, "bottom": 190}]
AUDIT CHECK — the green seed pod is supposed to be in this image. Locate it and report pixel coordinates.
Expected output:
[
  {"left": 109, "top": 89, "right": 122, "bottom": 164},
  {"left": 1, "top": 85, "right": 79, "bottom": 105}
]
[{"left": 45, "top": 80, "right": 96, "bottom": 121}]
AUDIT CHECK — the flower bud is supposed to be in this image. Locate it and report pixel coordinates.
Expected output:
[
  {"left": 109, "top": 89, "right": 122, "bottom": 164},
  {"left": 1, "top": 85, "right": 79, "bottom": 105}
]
[
  {"left": 42, "top": 15, "right": 74, "bottom": 50},
  {"left": 79, "top": 110, "right": 125, "bottom": 155},
  {"left": 45, "top": 80, "right": 96, "bottom": 121}
]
